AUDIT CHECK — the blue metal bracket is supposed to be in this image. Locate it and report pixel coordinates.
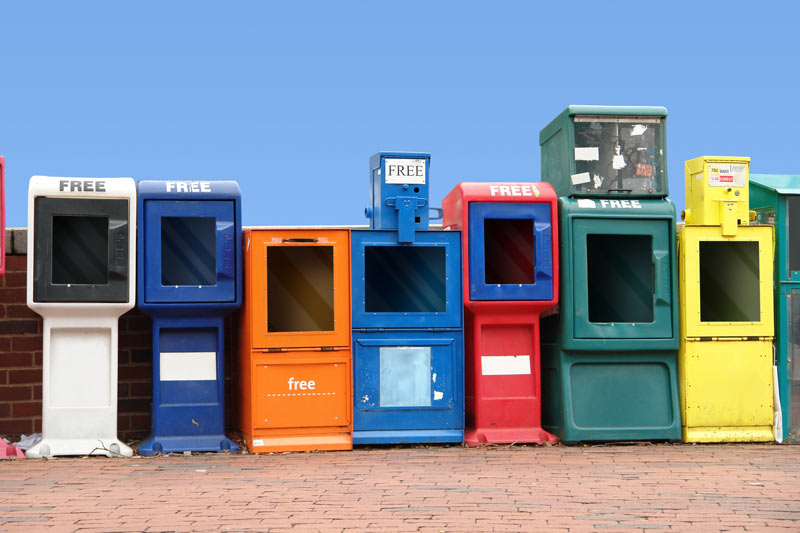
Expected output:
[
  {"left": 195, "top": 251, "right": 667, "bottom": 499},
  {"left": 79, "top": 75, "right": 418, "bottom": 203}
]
[{"left": 386, "top": 196, "right": 428, "bottom": 244}]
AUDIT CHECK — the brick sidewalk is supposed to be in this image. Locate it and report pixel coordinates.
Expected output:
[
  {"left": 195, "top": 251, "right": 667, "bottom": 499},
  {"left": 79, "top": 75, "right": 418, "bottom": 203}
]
[{"left": 0, "top": 443, "right": 798, "bottom": 532}]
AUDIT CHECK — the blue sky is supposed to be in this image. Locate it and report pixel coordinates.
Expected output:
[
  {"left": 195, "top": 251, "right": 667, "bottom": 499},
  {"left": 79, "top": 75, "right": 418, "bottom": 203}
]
[{"left": 1, "top": 2, "right": 797, "bottom": 227}]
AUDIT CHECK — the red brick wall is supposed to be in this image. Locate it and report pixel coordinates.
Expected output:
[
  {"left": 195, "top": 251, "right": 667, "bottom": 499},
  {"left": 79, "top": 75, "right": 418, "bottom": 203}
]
[
  {"left": 0, "top": 254, "right": 43, "bottom": 438},
  {"left": 0, "top": 250, "right": 155, "bottom": 444}
]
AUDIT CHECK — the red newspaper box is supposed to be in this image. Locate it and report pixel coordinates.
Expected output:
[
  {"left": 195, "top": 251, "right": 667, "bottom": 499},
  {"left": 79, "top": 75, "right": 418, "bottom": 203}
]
[{"left": 443, "top": 182, "right": 558, "bottom": 445}]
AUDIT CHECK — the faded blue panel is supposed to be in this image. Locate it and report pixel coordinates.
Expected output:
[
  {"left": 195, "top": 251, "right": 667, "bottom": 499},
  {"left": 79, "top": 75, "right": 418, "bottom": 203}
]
[{"left": 380, "top": 347, "right": 431, "bottom": 407}]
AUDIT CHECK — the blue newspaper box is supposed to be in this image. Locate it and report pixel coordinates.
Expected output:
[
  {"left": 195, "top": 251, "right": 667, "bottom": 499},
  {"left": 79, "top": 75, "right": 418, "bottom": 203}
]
[
  {"left": 352, "top": 153, "right": 465, "bottom": 444},
  {"left": 136, "top": 180, "right": 242, "bottom": 455}
]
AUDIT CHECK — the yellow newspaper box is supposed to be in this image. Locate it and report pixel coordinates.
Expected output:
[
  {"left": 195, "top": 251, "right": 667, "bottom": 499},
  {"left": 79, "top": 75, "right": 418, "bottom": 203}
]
[{"left": 678, "top": 156, "right": 774, "bottom": 442}]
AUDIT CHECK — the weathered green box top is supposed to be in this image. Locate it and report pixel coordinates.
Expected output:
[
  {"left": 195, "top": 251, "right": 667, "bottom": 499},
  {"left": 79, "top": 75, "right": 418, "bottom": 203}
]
[
  {"left": 750, "top": 173, "right": 800, "bottom": 196},
  {"left": 540, "top": 105, "right": 668, "bottom": 199}
]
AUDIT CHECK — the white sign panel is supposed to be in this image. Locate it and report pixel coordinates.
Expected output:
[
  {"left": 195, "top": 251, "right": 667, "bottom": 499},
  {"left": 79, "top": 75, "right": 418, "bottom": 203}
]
[
  {"left": 384, "top": 158, "right": 426, "bottom": 185},
  {"left": 481, "top": 355, "right": 531, "bottom": 376},
  {"left": 160, "top": 352, "right": 217, "bottom": 381},
  {"left": 708, "top": 163, "right": 747, "bottom": 188}
]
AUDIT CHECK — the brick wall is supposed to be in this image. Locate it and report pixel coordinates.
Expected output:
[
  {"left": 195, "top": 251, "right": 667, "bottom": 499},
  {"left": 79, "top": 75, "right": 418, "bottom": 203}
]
[{"left": 0, "top": 230, "right": 152, "bottom": 444}]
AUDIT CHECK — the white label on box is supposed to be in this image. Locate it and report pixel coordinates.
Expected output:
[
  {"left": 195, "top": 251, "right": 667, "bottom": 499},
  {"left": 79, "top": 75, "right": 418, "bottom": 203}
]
[
  {"left": 160, "top": 352, "right": 217, "bottom": 381},
  {"left": 571, "top": 172, "right": 591, "bottom": 185},
  {"left": 481, "top": 355, "right": 531, "bottom": 376},
  {"left": 577, "top": 199, "right": 596, "bottom": 209},
  {"left": 252, "top": 439, "right": 265, "bottom": 447},
  {"left": 574, "top": 147, "right": 599, "bottom": 161},
  {"left": 708, "top": 163, "right": 747, "bottom": 187},
  {"left": 384, "top": 158, "right": 426, "bottom": 184}
]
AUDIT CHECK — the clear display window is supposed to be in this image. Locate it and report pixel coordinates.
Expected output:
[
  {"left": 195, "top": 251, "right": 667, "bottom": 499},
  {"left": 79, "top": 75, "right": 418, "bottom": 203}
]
[
  {"left": 161, "top": 217, "right": 217, "bottom": 286},
  {"left": 267, "top": 246, "right": 334, "bottom": 332},
  {"left": 52, "top": 216, "right": 109, "bottom": 285},
  {"left": 483, "top": 219, "right": 535, "bottom": 285},
  {"left": 573, "top": 116, "right": 664, "bottom": 194},
  {"left": 699, "top": 241, "right": 760, "bottom": 322},
  {"left": 586, "top": 234, "right": 654, "bottom": 323},
  {"left": 364, "top": 246, "right": 446, "bottom": 313}
]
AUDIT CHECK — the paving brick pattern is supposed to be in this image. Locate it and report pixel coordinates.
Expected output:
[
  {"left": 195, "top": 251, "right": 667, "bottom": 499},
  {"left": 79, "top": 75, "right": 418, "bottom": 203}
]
[{"left": 0, "top": 443, "right": 798, "bottom": 532}]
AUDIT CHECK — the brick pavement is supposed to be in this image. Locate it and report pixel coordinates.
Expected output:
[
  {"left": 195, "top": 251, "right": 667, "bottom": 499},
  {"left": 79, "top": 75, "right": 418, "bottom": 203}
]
[{"left": 0, "top": 443, "right": 798, "bottom": 532}]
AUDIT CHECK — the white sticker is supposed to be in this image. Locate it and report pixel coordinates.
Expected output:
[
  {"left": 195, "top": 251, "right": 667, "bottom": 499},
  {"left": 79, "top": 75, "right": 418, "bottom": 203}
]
[
  {"left": 630, "top": 124, "right": 648, "bottom": 136},
  {"left": 577, "top": 199, "right": 596, "bottom": 209},
  {"left": 384, "top": 158, "right": 426, "bottom": 185},
  {"left": 481, "top": 356, "right": 531, "bottom": 376},
  {"left": 252, "top": 439, "right": 264, "bottom": 446},
  {"left": 612, "top": 154, "right": 626, "bottom": 170},
  {"left": 571, "top": 172, "right": 591, "bottom": 185},
  {"left": 708, "top": 163, "right": 747, "bottom": 188},
  {"left": 160, "top": 352, "right": 217, "bottom": 381},
  {"left": 433, "top": 391, "right": 444, "bottom": 401},
  {"left": 574, "top": 147, "right": 599, "bottom": 161}
]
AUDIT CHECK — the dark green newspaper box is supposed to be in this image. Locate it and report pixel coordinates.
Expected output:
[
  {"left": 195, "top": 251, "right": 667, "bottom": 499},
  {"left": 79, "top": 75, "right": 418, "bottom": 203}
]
[{"left": 539, "top": 106, "right": 681, "bottom": 443}]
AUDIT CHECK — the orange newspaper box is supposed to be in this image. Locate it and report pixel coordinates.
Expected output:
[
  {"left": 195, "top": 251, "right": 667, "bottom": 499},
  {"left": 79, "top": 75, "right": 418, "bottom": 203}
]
[{"left": 235, "top": 228, "right": 352, "bottom": 452}]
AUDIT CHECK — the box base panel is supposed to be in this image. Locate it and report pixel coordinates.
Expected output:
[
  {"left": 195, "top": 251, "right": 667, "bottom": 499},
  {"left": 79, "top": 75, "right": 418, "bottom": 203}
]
[
  {"left": 26, "top": 437, "right": 133, "bottom": 458},
  {"left": 353, "top": 429, "right": 463, "bottom": 445},
  {"left": 682, "top": 426, "right": 774, "bottom": 443},
  {"left": 246, "top": 433, "right": 352, "bottom": 453},
  {"left": 135, "top": 434, "right": 240, "bottom": 456},
  {"left": 465, "top": 426, "right": 557, "bottom": 446}
]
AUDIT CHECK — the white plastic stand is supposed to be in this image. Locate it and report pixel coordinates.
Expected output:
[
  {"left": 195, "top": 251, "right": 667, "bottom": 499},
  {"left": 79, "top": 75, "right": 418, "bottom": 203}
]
[{"left": 26, "top": 176, "right": 136, "bottom": 458}]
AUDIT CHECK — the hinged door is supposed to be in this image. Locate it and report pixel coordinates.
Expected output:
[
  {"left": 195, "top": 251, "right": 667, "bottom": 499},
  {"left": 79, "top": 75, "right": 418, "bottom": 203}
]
[
  {"left": 572, "top": 218, "right": 674, "bottom": 339},
  {"left": 467, "top": 202, "right": 553, "bottom": 301},
  {"left": 351, "top": 230, "right": 462, "bottom": 329},
  {"left": 143, "top": 200, "right": 237, "bottom": 304},
  {"left": 248, "top": 229, "right": 351, "bottom": 349},
  {"left": 681, "top": 226, "right": 773, "bottom": 338},
  {"left": 352, "top": 331, "right": 463, "bottom": 431}
]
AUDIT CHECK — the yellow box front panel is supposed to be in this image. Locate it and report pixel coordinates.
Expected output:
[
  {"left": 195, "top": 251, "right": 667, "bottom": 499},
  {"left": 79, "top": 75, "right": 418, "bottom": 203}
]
[
  {"left": 679, "top": 339, "right": 773, "bottom": 442},
  {"left": 678, "top": 225, "right": 774, "bottom": 339},
  {"left": 684, "top": 156, "right": 750, "bottom": 228}
]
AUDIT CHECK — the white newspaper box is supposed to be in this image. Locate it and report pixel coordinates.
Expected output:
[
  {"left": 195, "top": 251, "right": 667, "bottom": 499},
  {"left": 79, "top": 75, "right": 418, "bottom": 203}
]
[{"left": 26, "top": 176, "right": 136, "bottom": 458}]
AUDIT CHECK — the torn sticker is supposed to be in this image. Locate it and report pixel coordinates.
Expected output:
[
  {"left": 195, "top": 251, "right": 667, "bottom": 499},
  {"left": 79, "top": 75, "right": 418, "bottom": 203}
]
[
  {"left": 571, "top": 172, "right": 591, "bottom": 185},
  {"left": 433, "top": 391, "right": 444, "bottom": 401},
  {"left": 577, "top": 199, "right": 596, "bottom": 209},
  {"left": 630, "top": 124, "right": 648, "bottom": 136},
  {"left": 574, "top": 147, "right": 599, "bottom": 161},
  {"left": 432, "top": 373, "right": 437, "bottom": 383},
  {"left": 612, "top": 145, "right": 626, "bottom": 170},
  {"left": 636, "top": 163, "right": 654, "bottom": 177}
]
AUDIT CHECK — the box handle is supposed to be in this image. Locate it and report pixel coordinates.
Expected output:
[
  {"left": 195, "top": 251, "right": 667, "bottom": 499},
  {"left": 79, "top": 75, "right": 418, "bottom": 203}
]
[
  {"left": 217, "top": 221, "right": 236, "bottom": 280},
  {"left": 283, "top": 238, "right": 318, "bottom": 243},
  {"left": 653, "top": 250, "right": 670, "bottom": 305},
  {"left": 534, "top": 221, "right": 553, "bottom": 280},
  {"left": 107, "top": 219, "right": 128, "bottom": 279}
]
